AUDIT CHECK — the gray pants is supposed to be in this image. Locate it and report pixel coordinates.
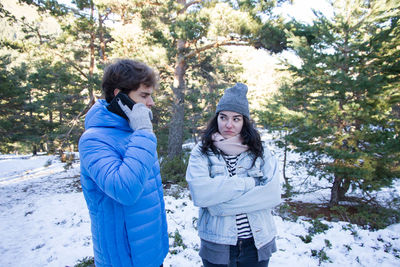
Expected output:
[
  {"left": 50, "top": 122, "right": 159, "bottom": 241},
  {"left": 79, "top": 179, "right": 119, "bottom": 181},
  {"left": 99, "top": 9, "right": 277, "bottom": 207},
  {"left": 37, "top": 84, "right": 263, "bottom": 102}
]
[{"left": 201, "top": 238, "right": 270, "bottom": 267}]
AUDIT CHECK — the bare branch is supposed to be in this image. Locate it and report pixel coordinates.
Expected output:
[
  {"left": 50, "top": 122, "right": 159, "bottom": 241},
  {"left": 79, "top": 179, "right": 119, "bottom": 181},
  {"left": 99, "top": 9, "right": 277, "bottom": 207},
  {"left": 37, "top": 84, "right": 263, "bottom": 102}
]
[
  {"left": 57, "top": 98, "right": 95, "bottom": 151},
  {"left": 53, "top": 51, "right": 88, "bottom": 79},
  {"left": 178, "top": 0, "right": 203, "bottom": 14}
]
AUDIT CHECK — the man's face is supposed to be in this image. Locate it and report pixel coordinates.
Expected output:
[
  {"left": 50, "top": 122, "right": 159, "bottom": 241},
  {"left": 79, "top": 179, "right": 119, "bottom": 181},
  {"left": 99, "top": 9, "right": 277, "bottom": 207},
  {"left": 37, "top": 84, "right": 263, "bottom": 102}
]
[
  {"left": 114, "top": 84, "right": 155, "bottom": 108},
  {"left": 127, "top": 84, "right": 155, "bottom": 108}
]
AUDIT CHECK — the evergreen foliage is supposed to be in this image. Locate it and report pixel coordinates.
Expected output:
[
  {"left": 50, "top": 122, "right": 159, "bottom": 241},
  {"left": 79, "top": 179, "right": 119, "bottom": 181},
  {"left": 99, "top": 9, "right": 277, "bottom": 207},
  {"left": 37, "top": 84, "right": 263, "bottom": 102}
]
[
  {"left": 260, "top": 0, "right": 400, "bottom": 205},
  {"left": 0, "top": 55, "right": 28, "bottom": 152},
  {"left": 137, "top": 0, "right": 290, "bottom": 158},
  {"left": 2, "top": 0, "right": 289, "bottom": 157},
  {"left": 160, "top": 154, "right": 189, "bottom": 187},
  {"left": 1, "top": 1, "right": 398, "bottom": 212},
  {"left": 1, "top": 0, "right": 107, "bottom": 152}
]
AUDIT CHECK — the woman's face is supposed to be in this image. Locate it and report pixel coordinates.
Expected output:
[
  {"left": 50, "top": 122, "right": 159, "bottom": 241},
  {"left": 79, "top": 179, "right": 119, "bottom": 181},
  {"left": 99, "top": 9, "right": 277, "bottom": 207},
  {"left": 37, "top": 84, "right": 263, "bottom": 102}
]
[{"left": 217, "top": 111, "right": 244, "bottom": 139}]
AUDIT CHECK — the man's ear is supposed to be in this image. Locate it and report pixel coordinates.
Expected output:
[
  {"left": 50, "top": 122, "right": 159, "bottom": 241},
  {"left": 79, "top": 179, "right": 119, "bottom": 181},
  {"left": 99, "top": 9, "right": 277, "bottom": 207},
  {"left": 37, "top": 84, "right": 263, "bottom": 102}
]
[{"left": 113, "top": 88, "right": 121, "bottom": 96}]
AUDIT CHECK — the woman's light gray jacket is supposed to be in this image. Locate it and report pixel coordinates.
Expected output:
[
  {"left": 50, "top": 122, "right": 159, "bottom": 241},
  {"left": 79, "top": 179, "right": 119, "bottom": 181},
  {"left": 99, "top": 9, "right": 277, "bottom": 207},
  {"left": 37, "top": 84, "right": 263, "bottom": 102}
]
[{"left": 186, "top": 143, "right": 281, "bottom": 249}]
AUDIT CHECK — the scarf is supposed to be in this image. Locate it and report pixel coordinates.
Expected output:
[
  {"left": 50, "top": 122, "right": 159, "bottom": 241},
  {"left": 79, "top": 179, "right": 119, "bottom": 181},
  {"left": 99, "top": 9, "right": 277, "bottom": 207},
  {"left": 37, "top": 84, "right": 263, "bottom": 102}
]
[{"left": 212, "top": 132, "right": 249, "bottom": 156}]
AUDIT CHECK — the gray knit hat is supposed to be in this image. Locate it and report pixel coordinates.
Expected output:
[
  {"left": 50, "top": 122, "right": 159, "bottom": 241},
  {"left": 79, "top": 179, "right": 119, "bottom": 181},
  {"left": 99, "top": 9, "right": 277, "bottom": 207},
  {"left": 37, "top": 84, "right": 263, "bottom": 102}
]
[{"left": 216, "top": 83, "right": 250, "bottom": 118}]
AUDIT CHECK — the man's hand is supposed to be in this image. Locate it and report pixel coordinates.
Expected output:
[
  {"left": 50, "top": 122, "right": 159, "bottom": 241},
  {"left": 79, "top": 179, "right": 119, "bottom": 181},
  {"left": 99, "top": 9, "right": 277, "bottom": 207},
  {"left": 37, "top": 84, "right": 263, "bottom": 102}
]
[{"left": 117, "top": 99, "right": 153, "bottom": 132}]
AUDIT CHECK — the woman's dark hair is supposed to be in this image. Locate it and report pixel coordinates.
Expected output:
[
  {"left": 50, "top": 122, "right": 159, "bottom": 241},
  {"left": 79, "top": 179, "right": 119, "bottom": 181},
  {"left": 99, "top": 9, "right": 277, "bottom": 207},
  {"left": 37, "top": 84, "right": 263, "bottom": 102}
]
[
  {"left": 102, "top": 59, "right": 158, "bottom": 103},
  {"left": 201, "top": 113, "right": 264, "bottom": 166}
]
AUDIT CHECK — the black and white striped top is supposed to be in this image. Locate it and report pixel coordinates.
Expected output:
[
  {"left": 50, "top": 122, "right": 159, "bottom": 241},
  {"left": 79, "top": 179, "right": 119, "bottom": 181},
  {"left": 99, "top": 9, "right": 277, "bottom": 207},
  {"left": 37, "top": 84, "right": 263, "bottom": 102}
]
[{"left": 222, "top": 154, "right": 253, "bottom": 240}]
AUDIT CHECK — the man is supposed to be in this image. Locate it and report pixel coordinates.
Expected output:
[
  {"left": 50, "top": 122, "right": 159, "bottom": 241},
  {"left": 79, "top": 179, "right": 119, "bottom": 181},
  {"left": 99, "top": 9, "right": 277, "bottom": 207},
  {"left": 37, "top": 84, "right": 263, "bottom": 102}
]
[{"left": 79, "top": 59, "right": 168, "bottom": 267}]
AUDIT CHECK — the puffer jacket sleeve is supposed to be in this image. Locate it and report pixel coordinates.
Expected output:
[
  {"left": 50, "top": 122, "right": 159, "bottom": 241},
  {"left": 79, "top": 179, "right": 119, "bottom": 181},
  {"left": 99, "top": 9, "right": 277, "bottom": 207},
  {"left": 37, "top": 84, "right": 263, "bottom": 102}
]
[
  {"left": 79, "top": 129, "right": 157, "bottom": 206},
  {"left": 207, "top": 147, "right": 282, "bottom": 216},
  {"left": 185, "top": 144, "right": 255, "bottom": 207}
]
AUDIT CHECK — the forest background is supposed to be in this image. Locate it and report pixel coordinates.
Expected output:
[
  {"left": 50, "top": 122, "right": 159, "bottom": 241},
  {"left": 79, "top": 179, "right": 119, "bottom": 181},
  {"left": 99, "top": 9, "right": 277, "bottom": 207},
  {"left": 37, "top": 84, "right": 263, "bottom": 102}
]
[{"left": 0, "top": 0, "right": 399, "bottom": 224}]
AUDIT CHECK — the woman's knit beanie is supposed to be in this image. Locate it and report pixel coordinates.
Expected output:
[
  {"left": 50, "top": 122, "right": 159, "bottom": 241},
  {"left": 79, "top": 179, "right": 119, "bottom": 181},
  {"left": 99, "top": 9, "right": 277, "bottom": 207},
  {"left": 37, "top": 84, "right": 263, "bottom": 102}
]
[{"left": 216, "top": 83, "right": 250, "bottom": 118}]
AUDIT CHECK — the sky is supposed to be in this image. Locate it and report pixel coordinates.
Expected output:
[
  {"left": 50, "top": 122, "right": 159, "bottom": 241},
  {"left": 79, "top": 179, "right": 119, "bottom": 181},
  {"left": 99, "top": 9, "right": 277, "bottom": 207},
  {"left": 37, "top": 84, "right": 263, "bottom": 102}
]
[{"left": 275, "top": 0, "right": 334, "bottom": 23}]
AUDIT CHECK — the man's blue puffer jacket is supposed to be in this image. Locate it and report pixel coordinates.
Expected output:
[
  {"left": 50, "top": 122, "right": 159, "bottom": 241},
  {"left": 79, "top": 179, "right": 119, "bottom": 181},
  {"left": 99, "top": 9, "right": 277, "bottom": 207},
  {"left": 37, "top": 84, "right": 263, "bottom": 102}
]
[{"left": 79, "top": 99, "right": 169, "bottom": 267}]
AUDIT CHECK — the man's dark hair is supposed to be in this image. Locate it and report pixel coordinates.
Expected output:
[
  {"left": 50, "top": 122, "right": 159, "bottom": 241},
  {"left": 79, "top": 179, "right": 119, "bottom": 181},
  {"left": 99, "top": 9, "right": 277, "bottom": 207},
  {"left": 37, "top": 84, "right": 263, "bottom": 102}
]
[
  {"left": 102, "top": 59, "right": 157, "bottom": 103},
  {"left": 200, "top": 113, "right": 264, "bottom": 167}
]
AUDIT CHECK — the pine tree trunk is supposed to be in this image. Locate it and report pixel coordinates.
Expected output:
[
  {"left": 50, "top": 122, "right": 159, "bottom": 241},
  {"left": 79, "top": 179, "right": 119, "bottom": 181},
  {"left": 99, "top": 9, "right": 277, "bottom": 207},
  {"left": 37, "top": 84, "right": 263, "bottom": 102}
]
[
  {"left": 88, "top": 0, "right": 95, "bottom": 82},
  {"left": 88, "top": 1, "right": 96, "bottom": 107},
  {"left": 207, "top": 81, "right": 217, "bottom": 112},
  {"left": 283, "top": 136, "right": 290, "bottom": 195},
  {"left": 98, "top": 12, "right": 107, "bottom": 62},
  {"left": 330, "top": 173, "right": 342, "bottom": 207},
  {"left": 283, "top": 136, "right": 288, "bottom": 183},
  {"left": 167, "top": 41, "right": 187, "bottom": 158},
  {"left": 338, "top": 177, "right": 351, "bottom": 200},
  {"left": 167, "top": 98, "right": 184, "bottom": 158}
]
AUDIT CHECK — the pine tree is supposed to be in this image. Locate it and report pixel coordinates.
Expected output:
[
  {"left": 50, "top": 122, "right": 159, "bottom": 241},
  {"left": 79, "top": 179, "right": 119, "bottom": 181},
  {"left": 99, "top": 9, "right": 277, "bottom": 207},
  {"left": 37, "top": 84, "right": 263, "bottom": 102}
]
[
  {"left": 276, "top": 0, "right": 400, "bottom": 206},
  {"left": 137, "top": 0, "right": 289, "bottom": 158},
  {"left": 1, "top": 0, "right": 110, "bottom": 152},
  {"left": 0, "top": 55, "right": 29, "bottom": 152}
]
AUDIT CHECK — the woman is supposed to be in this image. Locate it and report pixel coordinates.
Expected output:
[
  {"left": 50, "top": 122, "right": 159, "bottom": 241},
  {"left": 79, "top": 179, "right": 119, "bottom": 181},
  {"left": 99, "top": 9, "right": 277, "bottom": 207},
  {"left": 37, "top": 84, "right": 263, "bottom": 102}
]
[{"left": 186, "top": 83, "right": 281, "bottom": 267}]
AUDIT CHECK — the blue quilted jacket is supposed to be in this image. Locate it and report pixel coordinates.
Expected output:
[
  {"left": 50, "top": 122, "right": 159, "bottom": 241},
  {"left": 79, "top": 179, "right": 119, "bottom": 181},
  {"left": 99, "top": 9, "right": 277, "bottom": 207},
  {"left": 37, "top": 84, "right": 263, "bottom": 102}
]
[{"left": 79, "top": 99, "right": 169, "bottom": 267}]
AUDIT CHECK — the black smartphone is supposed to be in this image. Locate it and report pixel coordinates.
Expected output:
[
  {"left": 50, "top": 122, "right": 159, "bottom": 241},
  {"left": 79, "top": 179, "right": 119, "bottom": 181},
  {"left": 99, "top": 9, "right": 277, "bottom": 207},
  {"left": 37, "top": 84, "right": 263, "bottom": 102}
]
[{"left": 107, "top": 92, "right": 136, "bottom": 120}]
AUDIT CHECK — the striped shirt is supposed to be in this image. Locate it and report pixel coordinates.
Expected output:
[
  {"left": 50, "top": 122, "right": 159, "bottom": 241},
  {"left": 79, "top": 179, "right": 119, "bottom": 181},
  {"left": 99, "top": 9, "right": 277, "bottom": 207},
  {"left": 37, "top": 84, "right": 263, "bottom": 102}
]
[{"left": 222, "top": 154, "right": 253, "bottom": 239}]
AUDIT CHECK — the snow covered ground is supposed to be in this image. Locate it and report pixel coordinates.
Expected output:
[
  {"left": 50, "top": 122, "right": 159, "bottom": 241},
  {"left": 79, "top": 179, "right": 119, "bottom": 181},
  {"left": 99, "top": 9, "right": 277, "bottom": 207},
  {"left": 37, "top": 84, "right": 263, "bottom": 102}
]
[{"left": 0, "top": 149, "right": 399, "bottom": 267}]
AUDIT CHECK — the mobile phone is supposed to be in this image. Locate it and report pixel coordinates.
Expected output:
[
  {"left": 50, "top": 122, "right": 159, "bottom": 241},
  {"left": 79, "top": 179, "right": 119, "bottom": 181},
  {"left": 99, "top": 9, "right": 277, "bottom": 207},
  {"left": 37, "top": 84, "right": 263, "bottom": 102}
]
[
  {"left": 107, "top": 92, "right": 136, "bottom": 120},
  {"left": 115, "top": 92, "right": 136, "bottom": 109}
]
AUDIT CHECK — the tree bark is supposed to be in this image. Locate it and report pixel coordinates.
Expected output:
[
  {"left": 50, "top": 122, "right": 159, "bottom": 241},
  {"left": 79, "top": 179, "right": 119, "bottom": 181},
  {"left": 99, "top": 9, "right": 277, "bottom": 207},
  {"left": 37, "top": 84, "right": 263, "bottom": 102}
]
[
  {"left": 338, "top": 177, "right": 351, "bottom": 201},
  {"left": 282, "top": 136, "right": 290, "bottom": 194},
  {"left": 49, "top": 110, "right": 53, "bottom": 124},
  {"left": 89, "top": 5, "right": 95, "bottom": 80},
  {"left": 330, "top": 173, "right": 342, "bottom": 207},
  {"left": 167, "top": 40, "right": 187, "bottom": 158},
  {"left": 330, "top": 174, "right": 351, "bottom": 206},
  {"left": 88, "top": 0, "right": 96, "bottom": 106},
  {"left": 283, "top": 136, "right": 288, "bottom": 183},
  {"left": 207, "top": 80, "right": 217, "bottom": 112},
  {"left": 98, "top": 12, "right": 107, "bottom": 62}
]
